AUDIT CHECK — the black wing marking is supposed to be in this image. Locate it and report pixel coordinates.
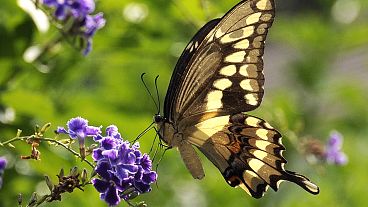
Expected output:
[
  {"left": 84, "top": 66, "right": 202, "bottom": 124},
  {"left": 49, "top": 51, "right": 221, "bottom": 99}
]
[{"left": 164, "top": 19, "right": 220, "bottom": 120}]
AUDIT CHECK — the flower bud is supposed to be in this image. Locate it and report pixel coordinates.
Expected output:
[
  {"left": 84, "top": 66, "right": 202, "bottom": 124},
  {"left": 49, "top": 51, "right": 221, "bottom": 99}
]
[
  {"left": 40, "top": 123, "right": 51, "bottom": 134},
  {"left": 81, "top": 169, "right": 88, "bottom": 184},
  {"left": 17, "top": 193, "right": 22, "bottom": 205},
  {"left": 70, "top": 166, "right": 78, "bottom": 177},
  {"left": 44, "top": 175, "right": 54, "bottom": 192},
  {"left": 58, "top": 168, "right": 64, "bottom": 178},
  {"left": 28, "top": 192, "right": 38, "bottom": 206}
]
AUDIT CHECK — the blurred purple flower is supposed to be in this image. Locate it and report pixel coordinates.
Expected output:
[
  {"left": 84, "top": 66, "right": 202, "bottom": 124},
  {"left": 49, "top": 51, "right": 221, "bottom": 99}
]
[
  {"left": 82, "top": 12, "right": 106, "bottom": 55},
  {"left": 84, "top": 12, "right": 106, "bottom": 37},
  {"left": 92, "top": 126, "right": 157, "bottom": 206},
  {"left": 325, "top": 131, "right": 348, "bottom": 165},
  {"left": 42, "top": 0, "right": 95, "bottom": 20},
  {"left": 0, "top": 157, "right": 7, "bottom": 189},
  {"left": 41, "top": 0, "right": 105, "bottom": 55}
]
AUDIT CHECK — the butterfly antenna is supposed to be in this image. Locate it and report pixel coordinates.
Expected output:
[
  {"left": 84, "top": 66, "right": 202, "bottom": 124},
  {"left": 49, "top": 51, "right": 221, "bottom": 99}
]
[
  {"left": 140, "top": 73, "right": 159, "bottom": 112},
  {"left": 154, "top": 75, "right": 161, "bottom": 114},
  {"left": 131, "top": 121, "right": 155, "bottom": 144}
]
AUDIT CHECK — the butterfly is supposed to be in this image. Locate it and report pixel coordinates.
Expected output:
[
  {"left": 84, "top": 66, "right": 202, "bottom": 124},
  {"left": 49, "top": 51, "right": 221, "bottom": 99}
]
[{"left": 154, "top": 0, "right": 320, "bottom": 198}]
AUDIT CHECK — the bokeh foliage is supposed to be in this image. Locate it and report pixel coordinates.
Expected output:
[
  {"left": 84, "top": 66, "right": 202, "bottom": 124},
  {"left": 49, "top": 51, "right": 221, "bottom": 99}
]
[{"left": 1, "top": 0, "right": 368, "bottom": 206}]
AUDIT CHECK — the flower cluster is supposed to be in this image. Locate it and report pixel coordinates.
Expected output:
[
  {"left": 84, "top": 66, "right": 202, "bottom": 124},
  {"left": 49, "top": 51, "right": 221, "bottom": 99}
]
[
  {"left": 0, "top": 157, "right": 7, "bottom": 189},
  {"left": 56, "top": 117, "right": 157, "bottom": 206},
  {"left": 325, "top": 131, "right": 348, "bottom": 165},
  {"left": 92, "top": 125, "right": 157, "bottom": 206},
  {"left": 42, "top": 0, "right": 106, "bottom": 55}
]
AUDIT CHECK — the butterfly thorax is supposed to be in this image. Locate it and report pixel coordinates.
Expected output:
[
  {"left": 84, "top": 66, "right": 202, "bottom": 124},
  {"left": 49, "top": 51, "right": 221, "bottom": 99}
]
[{"left": 154, "top": 114, "right": 182, "bottom": 148}]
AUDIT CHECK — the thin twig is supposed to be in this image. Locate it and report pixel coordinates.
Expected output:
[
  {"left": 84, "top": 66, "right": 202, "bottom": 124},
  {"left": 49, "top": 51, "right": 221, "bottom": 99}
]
[{"left": 0, "top": 136, "right": 95, "bottom": 169}]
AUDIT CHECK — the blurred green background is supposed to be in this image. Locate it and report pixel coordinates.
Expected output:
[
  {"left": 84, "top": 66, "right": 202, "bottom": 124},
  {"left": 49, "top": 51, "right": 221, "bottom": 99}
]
[{"left": 1, "top": 0, "right": 368, "bottom": 206}]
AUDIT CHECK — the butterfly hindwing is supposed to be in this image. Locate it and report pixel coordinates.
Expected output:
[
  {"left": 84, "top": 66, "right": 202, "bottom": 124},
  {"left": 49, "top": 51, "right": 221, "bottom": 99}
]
[{"left": 189, "top": 113, "right": 319, "bottom": 197}]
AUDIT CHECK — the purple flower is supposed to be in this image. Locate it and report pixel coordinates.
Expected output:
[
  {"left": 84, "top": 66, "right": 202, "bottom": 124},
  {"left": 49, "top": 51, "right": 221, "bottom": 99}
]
[
  {"left": 92, "top": 127, "right": 157, "bottom": 206},
  {"left": 56, "top": 117, "right": 101, "bottom": 139},
  {"left": 325, "top": 131, "right": 348, "bottom": 165},
  {"left": 56, "top": 117, "right": 101, "bottom": 158},
  {"left": 0, "top": 157, "right": 7, "bottom": 189}
]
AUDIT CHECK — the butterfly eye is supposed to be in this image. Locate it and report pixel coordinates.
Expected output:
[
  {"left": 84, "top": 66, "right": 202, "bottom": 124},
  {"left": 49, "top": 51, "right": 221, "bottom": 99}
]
[{"left": 154, "top": 114, "right": 164, "bottom": 123}]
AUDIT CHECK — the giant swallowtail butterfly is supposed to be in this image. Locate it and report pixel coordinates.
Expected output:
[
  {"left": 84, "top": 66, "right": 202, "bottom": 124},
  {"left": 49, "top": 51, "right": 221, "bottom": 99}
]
[{"left": 154, "top": 0, "right": 319, "bottom": 198}]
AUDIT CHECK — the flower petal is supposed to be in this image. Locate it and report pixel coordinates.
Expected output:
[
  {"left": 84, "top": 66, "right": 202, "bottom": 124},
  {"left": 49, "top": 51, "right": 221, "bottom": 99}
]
[
  {"left": 55, "top": 127, "right": 68, "bottom": 134},
  {"left": 96, "top": 161, "right": 112, "bottom": 180},
  {"left": 84, "top": 13, "right": 106, "bottom": 37},
  {"left": 124, "top": 152, "right": 136, "bottom": 164},
  {"left": 335, "top": 152, "right": 348, "bottom": 165},
  {"left": 83, "top": 38, "right": 92, "bottom": 56},
  {"left": 54, "top": 5, "right": 66, "bottom": 20},
  {"left": 142, "top": 171, "right": 157, "bottom": 184},
  {"left": 81, "top": 0, "right": 96, "bottom": 13},
  {"left": 67, "top": 117, "right": 88, "bottom": 132},
  {"left": 92, "top": 148, "right": 103, "bottom": 161},
  {"left": 0, "top": 157, "right": 6, "bottom": 170},
  {"left": 85, "top": 125, "right": 101, "bottom": 136},
  {"left": 101, "top": 137, "right": 117, "bottom": 150},
  {"left": 134, "top": 181, "right": 151, "bottom": 193},
  {"left": 106, "top": 125, "right": 121, "bottom": 139},
  {"left": 92, "top": 178, "right": 110, "bottom": 193},
  {"left": 328, "top": 131, "right": 343, "bottom": 149},
  {"left": 102, "top": 149, "right": 118, "bottom": 161},
  {"left": 119, "top": 164, "right": 138, "bottom": 174},
  {"left": 140, "top": 154, "right": 152, "bottom": 171},
  {"left": 115, "top": 167, "right": 129, "bottom": 181},
  {"left": 104, "top": 185, "right": 120, "bottom": 206},
  {"left": 93, "top": 134, "right": 103, "bottom": 141}
]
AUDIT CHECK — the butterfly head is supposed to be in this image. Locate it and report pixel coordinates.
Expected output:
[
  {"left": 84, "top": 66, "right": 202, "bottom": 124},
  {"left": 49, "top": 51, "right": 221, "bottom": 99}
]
[{"left": 154, "top": 114, "right": 177, "bottom": 147}]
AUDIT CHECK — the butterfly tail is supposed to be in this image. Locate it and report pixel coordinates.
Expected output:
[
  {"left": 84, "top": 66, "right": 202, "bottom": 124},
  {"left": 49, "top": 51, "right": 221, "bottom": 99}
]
[{"left": 284, "top": 170, "right": 320, "bottom": 195}]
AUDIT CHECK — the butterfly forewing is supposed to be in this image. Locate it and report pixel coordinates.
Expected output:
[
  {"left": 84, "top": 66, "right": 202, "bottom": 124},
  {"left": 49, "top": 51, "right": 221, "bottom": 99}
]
[{"left": 164, "top": 0, "right": 275, "bottom": 126}]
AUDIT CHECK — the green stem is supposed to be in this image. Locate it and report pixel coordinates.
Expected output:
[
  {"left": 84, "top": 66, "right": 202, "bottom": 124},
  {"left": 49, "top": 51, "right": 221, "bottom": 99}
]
[
  {"left": 0, "top": 136, "right": 27, "bottom": 146},
  {"left": 33, "top": 34, "right": 64, "bottom": 63},
  {"left": 43, "top": 138, "right": 95, "bottom": 168}
]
